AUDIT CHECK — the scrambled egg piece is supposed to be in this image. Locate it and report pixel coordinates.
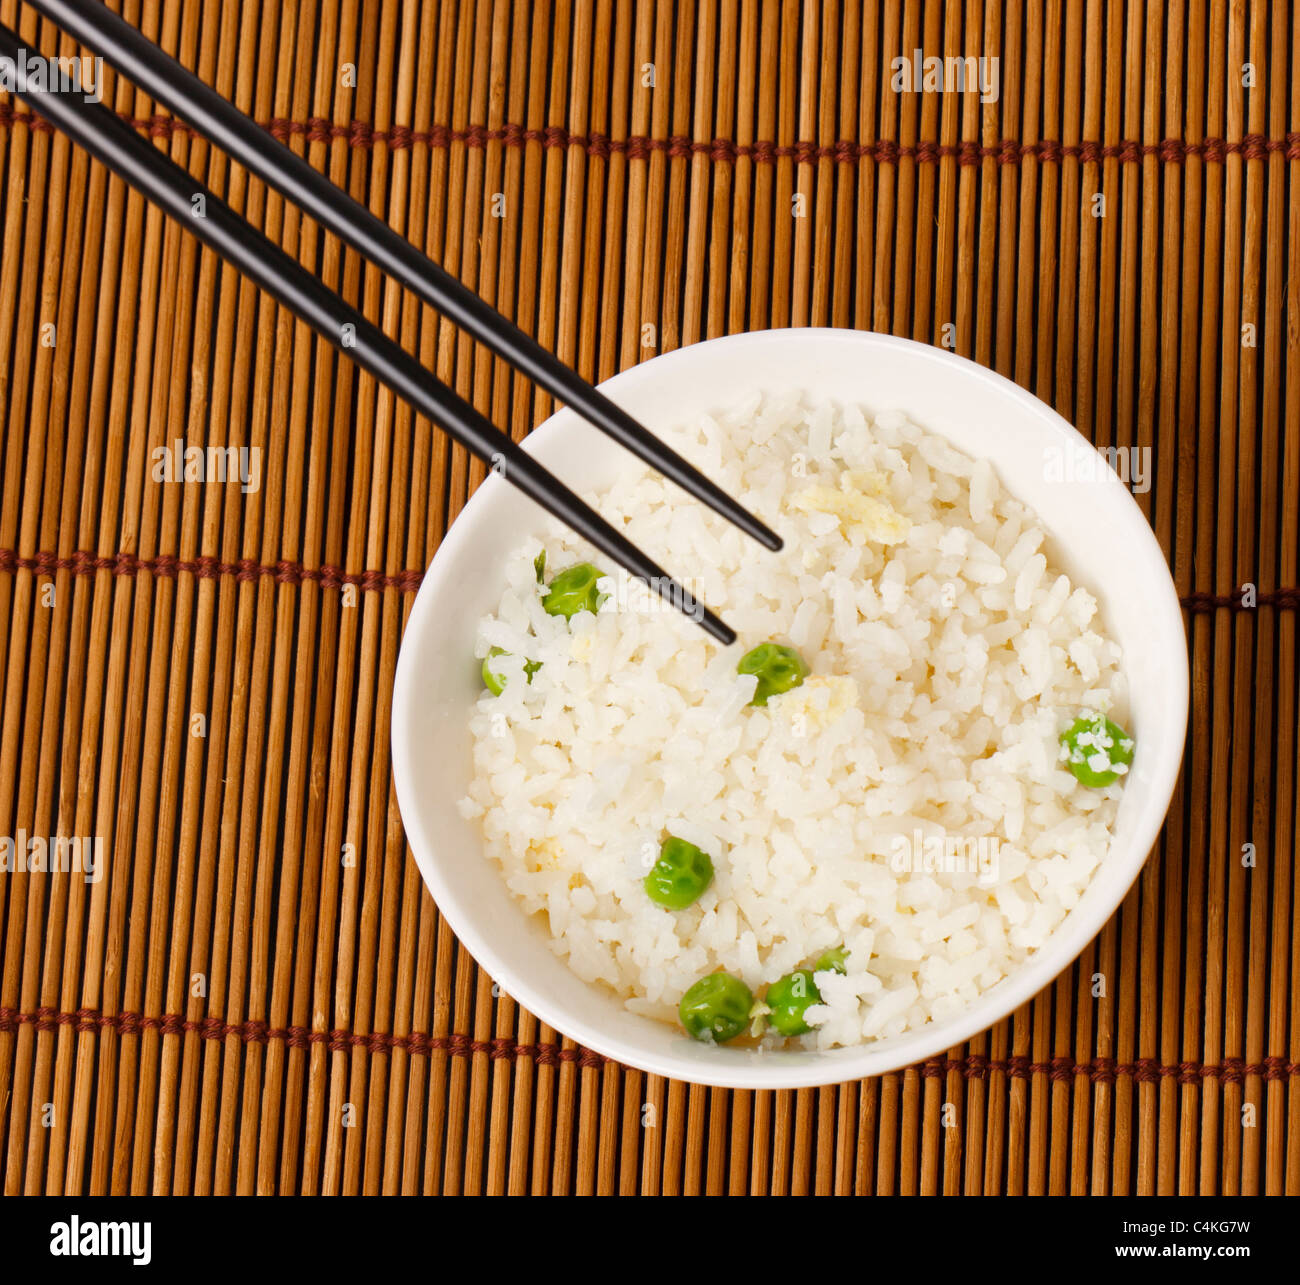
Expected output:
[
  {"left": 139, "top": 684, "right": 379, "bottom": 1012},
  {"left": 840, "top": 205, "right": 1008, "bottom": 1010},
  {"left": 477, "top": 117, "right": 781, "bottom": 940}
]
[
  {"left": 789, "top": 471, "right": 909, "bottom": 545},
  {"left": 525, "top": 837, "right": 564, "bottom": 871},
  {"left": 771, "top": 674, "right": 859, "bottom": 733}
]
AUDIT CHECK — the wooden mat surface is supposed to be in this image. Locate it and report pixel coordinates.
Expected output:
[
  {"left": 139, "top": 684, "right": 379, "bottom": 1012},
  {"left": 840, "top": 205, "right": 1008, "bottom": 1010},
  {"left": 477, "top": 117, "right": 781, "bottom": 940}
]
[{"left": 0, "top": 0, "right": 1297, "bottom": 1196}]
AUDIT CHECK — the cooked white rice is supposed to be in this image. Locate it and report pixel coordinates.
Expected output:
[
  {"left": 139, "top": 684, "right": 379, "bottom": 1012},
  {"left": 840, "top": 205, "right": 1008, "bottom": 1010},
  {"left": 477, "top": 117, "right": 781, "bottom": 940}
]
[{"left": 458, "top": 392, "right": 1128, "bottom": 1049}]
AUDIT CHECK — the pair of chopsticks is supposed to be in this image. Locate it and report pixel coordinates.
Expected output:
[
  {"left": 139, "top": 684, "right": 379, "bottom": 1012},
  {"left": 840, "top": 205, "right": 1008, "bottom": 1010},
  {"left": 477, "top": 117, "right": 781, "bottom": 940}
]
[{"left": 2, "top": 0, "right": 782, "bottom": 645}]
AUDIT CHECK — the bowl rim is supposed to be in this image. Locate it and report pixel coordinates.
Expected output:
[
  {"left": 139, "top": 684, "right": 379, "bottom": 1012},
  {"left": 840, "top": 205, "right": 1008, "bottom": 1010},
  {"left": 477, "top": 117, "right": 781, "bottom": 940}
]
[{"left": 391, "top": 328, "right": 1189, "bottom": 1090}]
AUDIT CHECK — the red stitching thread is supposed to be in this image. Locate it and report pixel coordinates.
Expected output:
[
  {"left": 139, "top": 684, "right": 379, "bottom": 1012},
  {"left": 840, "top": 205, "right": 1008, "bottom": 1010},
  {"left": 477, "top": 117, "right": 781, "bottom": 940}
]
[
  {"left": 2, "top": 1007, "right": 1297, "bottom": 1082},
  {"left": 1, "top": 101, "right": 1295, "bottom": 169},
  {"left": 0, "top": 547, "right": 423, "bottom": 594},
  {"left": 1180, "top": 588, "right": 1300, "bottom": 610},
  {"left": 1, "top": 546, "right": 1294, "bottom": 614}
]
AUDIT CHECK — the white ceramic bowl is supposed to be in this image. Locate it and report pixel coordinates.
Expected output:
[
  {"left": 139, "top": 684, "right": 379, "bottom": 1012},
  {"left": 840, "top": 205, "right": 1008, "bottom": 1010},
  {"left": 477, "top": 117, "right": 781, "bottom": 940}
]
[{"left": 391, "top": 329, "right": 1188, "bottom": 1090}]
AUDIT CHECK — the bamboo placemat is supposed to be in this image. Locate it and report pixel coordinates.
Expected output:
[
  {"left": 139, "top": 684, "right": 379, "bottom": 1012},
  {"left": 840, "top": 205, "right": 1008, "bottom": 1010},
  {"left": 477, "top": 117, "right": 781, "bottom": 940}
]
[{"left": 0, "top": 0, "right": 1296, "bottom": 1197}]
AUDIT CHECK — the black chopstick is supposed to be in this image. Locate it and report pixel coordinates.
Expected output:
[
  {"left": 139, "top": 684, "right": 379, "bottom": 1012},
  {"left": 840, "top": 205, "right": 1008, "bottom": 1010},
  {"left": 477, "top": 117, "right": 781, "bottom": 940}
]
[
  {"left": 0, "top": 20, "right": 737, "bottom": 645},
  {"left": 27, "top": 0, "right": 783, "bottom": 557}
]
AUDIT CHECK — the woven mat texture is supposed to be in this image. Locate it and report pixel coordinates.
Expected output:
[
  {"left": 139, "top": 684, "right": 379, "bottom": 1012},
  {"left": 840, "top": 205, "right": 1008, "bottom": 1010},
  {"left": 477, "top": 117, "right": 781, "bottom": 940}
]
[{"left": 0, "top": 0, "right": 1298, "bottom": 1195}]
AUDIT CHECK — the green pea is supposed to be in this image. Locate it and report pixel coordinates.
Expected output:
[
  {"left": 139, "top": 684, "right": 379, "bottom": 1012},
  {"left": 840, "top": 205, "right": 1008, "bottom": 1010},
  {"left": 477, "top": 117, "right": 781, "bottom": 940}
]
[
  {"left": 678, "top": 972, "right": 753, "bottom": 1043},
  {"left": 814, "top": 945, "right": 849, "bottom": 975},
  {"left": 481, "top": 646, "right": 541, "bottom": 695},
  {"left": 643, "top": 835, "right": 714, "bottom": 910},
  {"left": 543, "top": 562, "right": 606, "bottom": 619},
  {"left": 736, "top": 642, "right": 809, "bottom": 706},
  {"left": 765, "top": 968, "right": 822, "bottom": 1037},
  {"left": 1060, "top": 712, "right": 1134, "bottom": 788}
]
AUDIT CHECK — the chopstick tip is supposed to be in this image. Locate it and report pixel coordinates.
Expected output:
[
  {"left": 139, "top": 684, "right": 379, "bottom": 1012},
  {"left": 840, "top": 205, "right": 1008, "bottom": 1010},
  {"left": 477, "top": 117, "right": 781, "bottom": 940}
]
[{"left": 700, "top": 611, "right": 737, "bottom": 647}]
